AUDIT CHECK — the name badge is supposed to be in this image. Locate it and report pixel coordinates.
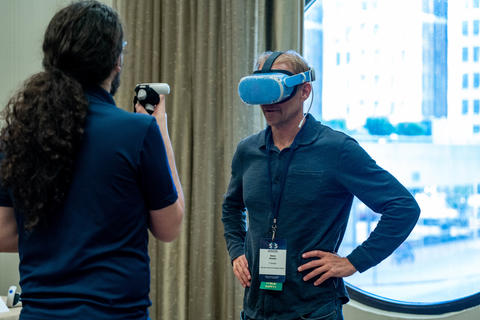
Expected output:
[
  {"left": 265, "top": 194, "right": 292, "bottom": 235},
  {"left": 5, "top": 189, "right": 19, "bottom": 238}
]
[{"left": 259, "top": 238, "right": 286, "bottom": 290}]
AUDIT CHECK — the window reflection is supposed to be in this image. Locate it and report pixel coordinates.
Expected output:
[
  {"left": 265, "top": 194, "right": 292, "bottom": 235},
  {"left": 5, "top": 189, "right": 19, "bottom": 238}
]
[{"left": 305, "top": 0, "right": 480, "bottom": 303}]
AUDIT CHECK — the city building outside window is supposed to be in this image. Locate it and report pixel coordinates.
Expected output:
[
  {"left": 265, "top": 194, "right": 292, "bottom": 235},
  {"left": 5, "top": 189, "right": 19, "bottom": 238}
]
[
  {"left": 304, "top": 0, "right": 480, "bottom": 314},
  {"left": 463, "top": 100, "right": 469, "bottom": 114},
  {"left": 462, "top": 21, "right": 468, "bottom": 35}
]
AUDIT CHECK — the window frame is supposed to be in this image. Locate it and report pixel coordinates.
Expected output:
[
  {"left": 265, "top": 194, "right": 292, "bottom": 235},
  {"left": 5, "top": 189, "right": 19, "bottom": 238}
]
[{"left": 346, "top": 285, "right": 480, "bottom": 315}]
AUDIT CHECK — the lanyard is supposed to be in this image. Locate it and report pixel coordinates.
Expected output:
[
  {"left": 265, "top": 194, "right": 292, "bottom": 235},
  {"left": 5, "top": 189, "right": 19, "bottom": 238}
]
[{"left": 266, "top": 131, "right": 298, "bottom": 242}]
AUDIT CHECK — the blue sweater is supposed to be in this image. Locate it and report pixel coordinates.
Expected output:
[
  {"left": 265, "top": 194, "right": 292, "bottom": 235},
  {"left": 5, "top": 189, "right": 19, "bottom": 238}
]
[{"left": 222, "top": 114, "right": 420, "bottom": 319}]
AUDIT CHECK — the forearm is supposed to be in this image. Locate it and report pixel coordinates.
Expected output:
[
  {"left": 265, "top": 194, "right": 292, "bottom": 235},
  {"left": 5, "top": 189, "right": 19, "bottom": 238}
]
[
  {"left": 156, "top": 114, "right": 184, "bottom": 212},
  {"left": 160, "top": 122, "right": 184, "bottom": 208},
  {"left": 338, "top": 138, "right": 421, "bottom": 272},
  {"left": 347, "top": 196, "right": 420, "bottom": 272},
  {"left": 0, "top": 207, "right": 18, "bottom": 252},
  {"left": 222, "top": 205, "right": 247, "bottom": 261}
]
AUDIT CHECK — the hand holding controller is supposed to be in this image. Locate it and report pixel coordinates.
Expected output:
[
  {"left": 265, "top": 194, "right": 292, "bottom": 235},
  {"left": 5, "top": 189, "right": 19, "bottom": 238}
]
[{"left": 133, "top": 83, "right": 170, "bottom": 114}]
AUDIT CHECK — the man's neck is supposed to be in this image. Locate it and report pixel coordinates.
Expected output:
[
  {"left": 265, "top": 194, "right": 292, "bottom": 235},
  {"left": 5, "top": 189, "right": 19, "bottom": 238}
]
[
  {"left": 271, "top": 114, "right": 305, "bottom": 151},
  {"left": 100, "top": 79, "right": 112, "bottom": 93}
]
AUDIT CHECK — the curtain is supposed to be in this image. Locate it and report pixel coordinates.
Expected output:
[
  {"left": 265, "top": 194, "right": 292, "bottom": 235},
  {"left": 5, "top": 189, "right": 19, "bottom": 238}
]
[
  {"left": 265, "top": 0, "right": 304, "bottom": 52},
  {"left": 112, "top": 1, "right": 303, "bottom": 319}
]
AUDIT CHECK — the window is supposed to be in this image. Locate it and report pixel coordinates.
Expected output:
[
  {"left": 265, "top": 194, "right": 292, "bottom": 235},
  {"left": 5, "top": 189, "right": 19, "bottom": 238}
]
[
  {"left": 305, "top": 0, "right": 480, "bottom": 314},
  {"left": 463, "top": 74, "right": 469, "bottom": 88},
  {"left": 463, "top": 47, "right": 469, "bottom": 61},
  {"left": 463, "top": 21, "right": 469, "bottom": 35},
  {"left": 475, "top": 0, "right": 480, "bottom": 8},
  {"left": 463, "top": 100, "right": 469, "bottom": 114}
]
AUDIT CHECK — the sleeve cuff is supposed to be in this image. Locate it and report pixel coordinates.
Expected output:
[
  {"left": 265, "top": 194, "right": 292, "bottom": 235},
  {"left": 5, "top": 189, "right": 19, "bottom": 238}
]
[
  {"left": 346, "top": 247, "right": 376, "bottom": 273},
  {"left": 228, "top": 245, "right": 245, "bottom": 264}
]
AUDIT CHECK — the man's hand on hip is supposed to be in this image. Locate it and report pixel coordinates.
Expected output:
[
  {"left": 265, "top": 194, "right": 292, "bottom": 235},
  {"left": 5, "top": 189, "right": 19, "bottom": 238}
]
[
  {"left": 233, "top": 254, "right": 251, "bottom": 288},
  {"left": 297, "top": 250, "right": 357, "bottom": 286}
]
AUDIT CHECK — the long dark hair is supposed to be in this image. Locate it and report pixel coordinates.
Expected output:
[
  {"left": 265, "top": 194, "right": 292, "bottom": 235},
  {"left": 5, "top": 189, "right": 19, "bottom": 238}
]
[{"left": 0, "top": 0, "right": 123, "bottom": 231}]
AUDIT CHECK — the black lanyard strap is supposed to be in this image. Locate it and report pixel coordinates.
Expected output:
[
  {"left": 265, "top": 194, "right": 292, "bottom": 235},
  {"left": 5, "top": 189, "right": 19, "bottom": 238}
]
[{"left": 266, "top": 132, "right": 298, "bottom": 241}]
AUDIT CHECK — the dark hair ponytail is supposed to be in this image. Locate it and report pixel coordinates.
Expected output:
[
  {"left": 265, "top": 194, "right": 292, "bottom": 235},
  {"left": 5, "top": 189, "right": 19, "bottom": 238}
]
[{"left": 0, "top": 0, "right": 123, "bottom": 231}]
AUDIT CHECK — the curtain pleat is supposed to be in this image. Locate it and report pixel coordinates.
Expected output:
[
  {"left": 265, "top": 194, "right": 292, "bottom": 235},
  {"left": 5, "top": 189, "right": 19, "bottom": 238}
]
[{"left": 112, "top": 1, "right": 302, "bottom": 319}]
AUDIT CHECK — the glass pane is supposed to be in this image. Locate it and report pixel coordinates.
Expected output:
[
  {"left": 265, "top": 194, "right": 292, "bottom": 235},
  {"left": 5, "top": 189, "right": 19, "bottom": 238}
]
[
  {"left": 463, "top": 100, "right": 469, "bottom": 114},
  {"left": 463, "top": 74, "right": 469, "bottom": 89},
  {"left": 304, "top": 0, "right": 480, "bottom": 304}
]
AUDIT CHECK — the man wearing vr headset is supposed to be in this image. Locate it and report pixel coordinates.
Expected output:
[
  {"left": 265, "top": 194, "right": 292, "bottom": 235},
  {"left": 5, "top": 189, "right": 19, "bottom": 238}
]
[{"left": 222, "top": 50, "right": 420, "bottom": 319}]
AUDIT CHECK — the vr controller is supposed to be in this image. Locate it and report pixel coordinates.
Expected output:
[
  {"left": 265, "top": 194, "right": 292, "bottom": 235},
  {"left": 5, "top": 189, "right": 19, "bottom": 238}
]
[
  {"left": 133, "top": 83, "right": 170, "bottom": 114},
  {"left": 7, "top": 285, "right": 22, "bottom": 308}
]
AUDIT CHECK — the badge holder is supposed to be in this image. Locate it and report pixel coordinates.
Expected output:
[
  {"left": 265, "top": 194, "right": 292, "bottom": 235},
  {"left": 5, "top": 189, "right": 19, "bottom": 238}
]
[{"left": 259, "top": 221, "right": 287, "bottom": 291}]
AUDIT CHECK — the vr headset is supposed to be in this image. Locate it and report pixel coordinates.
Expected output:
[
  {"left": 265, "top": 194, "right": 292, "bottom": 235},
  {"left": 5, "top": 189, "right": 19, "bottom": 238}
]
[{"left": 238, "top": 51, "right": 315, "bottom": 105}]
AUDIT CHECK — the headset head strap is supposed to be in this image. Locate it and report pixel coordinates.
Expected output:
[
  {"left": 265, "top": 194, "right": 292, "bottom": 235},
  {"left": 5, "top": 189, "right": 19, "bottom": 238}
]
[{"left": 260, "top": 51, "right": 284, "bottom": 72}]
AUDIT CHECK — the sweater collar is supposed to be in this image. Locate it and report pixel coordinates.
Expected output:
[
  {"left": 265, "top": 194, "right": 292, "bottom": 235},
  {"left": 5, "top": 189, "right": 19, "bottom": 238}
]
[
  {"left": 257, "top": 114, "right": 321, "bottom": 150},
  {"left": 84, "top": 85, "right": 116, "bottom": 107}
]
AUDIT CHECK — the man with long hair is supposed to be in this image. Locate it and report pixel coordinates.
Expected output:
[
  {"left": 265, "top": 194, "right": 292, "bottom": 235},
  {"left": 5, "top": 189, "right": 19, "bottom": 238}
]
[{"left": 0, "top": 1, "right": 184, "bottom": 319}]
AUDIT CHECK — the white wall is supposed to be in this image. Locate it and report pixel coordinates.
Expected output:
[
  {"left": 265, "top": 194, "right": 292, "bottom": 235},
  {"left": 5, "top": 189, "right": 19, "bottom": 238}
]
[{"left": 0, "top": 0, "right": 112, "bottom": 107}]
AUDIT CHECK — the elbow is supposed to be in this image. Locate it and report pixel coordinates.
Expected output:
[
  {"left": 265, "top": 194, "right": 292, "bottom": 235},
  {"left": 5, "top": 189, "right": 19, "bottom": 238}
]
[
  {"left": 150, "top": 200, "right": 184, "bottom": 242},
  {"left": 155, "top": 213, "right": 183, "bottom": 242},
  {"left": 0, "top": 234, "right": 18, "bottom": 252}
]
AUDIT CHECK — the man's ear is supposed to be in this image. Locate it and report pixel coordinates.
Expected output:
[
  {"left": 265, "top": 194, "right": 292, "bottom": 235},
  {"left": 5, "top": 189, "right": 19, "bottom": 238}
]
[
  {"left": 115, "top": 55, "right": 123, "bottom": 71},
  {"left": 300, "top": 82, "right": 312, "bottom": 101}
]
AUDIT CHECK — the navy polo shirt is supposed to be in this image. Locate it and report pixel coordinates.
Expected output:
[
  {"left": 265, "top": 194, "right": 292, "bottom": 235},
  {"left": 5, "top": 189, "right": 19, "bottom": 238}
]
[
  {"left": 222, "top": 114, "right": 420, "bottom": 319},
  {"left": 0, "top": 86, "right": 177, "bottom": 319}
]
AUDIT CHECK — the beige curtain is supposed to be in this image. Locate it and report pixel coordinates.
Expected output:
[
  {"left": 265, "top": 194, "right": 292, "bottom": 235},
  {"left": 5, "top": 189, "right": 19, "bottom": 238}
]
[
  {"left": 265, "top": 0, "right": 304, "bottom": 52},
  {"left": 112, "top": 1, "right": 303, "bottom": 319}
]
